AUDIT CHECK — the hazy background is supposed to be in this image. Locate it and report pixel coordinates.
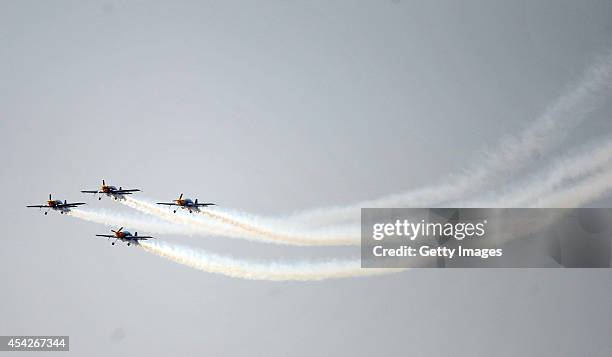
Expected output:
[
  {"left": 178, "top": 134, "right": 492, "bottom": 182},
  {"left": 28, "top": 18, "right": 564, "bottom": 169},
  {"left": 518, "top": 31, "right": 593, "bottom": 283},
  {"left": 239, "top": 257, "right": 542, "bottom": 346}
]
[{"left": 1, "top": 1, "right": 611, "bottom": 356}]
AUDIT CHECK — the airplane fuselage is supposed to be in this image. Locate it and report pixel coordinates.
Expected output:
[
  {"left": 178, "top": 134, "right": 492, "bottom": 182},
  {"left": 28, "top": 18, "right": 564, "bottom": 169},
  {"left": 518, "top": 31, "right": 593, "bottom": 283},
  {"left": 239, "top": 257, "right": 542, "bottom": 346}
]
[
  {"left": 156, "top": 194, "right": 214, "bottom": 213},
  {"left": 174, "top": 198, "right": 202, "bottom": 212},
  {"left": 96, "top": 185, "right": 131, "bottom": 200},
  {"left": 46, "top": 200, "right": 73, "bottom": 213},
  {"left": 175, "top": 198, "right": 194, "bottom": 207},
  {"left": 96, "top": 228, "right": 151, "bottom": 246},
  {"left": 81, "top": 182, "right": 139, "bottom": 200},
  {"left": 47, "top": 200, "right": 63, "bottom": 207},
  {"left": 113, "top": 230, "right": 137, "bottom": 239},
  {"left": 101, "top": 185, "right": 117, "bottom": 193}
]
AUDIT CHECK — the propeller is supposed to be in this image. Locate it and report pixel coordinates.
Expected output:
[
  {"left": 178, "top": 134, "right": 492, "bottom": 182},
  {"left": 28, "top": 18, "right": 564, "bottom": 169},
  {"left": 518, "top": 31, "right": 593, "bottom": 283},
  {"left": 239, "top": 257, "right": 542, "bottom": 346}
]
[
  {"left": 49, "top": 193, "right": 52, "bottom": 200},
  {"left": 111, "top": 227, "right": 124, "bottom": 233},
  {"left": 102, "top": 179, "right": 105, "bottom": 186},
  {"left": 179, "top": 193, "right": 184, "bottom": 200}
]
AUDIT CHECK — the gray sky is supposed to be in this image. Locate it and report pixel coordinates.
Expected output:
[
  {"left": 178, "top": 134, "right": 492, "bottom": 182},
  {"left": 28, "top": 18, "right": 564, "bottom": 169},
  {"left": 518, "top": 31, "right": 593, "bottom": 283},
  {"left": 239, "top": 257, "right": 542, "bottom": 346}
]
[{"left": 1, "top": 1, "right": 612, "bottom": 356}]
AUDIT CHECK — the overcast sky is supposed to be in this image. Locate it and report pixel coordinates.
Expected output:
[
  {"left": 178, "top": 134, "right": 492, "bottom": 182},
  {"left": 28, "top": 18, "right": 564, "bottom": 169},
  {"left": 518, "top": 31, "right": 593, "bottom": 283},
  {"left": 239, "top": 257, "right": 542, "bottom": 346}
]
[{"left": 1, "top": 1, "right": 612, "bottom": 356}]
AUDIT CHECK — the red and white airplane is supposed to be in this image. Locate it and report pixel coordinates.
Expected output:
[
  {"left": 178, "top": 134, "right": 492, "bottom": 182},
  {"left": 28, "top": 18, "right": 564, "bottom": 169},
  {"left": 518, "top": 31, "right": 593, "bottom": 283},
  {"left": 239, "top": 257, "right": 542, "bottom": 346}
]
[
  {"left": 95, "top": 227, "right": 154, "bottom": 246},
  {"left": 26, "top": 194, "right": 86, "bottom": 215},
  {"left": 81, "top": 180, "right": 140, "bottom": 200},
  {"left": 156, "top": 193, "right": 215, "bottom": 213}
]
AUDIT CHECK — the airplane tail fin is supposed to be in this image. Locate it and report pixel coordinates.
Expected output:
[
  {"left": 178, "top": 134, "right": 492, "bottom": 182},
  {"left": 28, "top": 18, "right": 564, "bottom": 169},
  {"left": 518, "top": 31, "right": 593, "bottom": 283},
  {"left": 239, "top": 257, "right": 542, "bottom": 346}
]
[
  {"left": 135, "top": 232, "right": 138, "bottom": 236},
  {"left": 195, "top": 198, "right": 198, "bottom": 205},
  {"left": 64, "top": 200, "right": 67, "bottom": 204}
]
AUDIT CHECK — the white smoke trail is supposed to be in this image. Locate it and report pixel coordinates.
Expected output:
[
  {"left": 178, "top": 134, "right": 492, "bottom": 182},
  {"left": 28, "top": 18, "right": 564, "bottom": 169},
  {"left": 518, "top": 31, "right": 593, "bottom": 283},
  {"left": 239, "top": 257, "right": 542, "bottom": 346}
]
[
  {"left": 117, "top": 132, "right": 612, "bottom": 247},
  {"left": 139, "top": 240, "right": 404, "bottom": 281},
  {"left": 70, "top": 207, "right": 391, "bottom": 281},
  {"left": 68, "top": 208, "right": 202, "bottom": 236},
  {"left": 119, "top": 196, "right": 245, "bottom": 237},
  {"left": 454, "top": 136, "right": 612, "bottom": 207},
  {"left": 197, "top": 206, "right": 359, "bottom": 246},
  {"left": 124, "top": 132, "right": 612, "bottom": 245},
  {"left": 287, "top": 51, "right": 612, "bottom": 226},
  {"left": 120, "top": 196, "right": 360, "bottom": 246},
  {"left": 113, "top": 50, "right": 612, "bottom": 247},
  {"left": 530, "top": 163, "right": 612, "bottom": 208},
  {"left": 76, "top": 142, "right": 612, "bottom": 280},
  {"left": 68, "top": 200, "right": 361, "bottom": 246},
  {"left": 80, "top": 135, "right": 612, "bottom": 248},
  {"left": 134, "top": 157, "right": 612, "bottom": 280},
  {"left": 133, "top": 163, "right": 612, "bottom": 281}
]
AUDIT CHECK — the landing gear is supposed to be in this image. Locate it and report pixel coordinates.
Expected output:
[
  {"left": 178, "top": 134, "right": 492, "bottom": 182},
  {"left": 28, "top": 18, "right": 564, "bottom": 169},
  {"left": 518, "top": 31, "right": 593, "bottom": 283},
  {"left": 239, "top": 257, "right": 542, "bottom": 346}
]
[
  {"left": 127, "top": 243, "right": 131, "bottom": 246},
  {"left": 173, "top": 210, "right": 177, "bottom": 213},
  {"left": 111, "top": 242, "right": 115, "bottom": 245},
  {"left": 98, "top": 197, "right": 102, "bottom": 200}
]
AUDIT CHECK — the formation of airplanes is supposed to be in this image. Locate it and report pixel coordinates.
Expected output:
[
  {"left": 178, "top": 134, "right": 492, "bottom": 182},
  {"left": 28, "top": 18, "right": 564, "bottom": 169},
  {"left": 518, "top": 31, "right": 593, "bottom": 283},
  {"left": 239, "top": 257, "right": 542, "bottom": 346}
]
[{"left": 26, "top": 180, "right": 216, "bottom": 247}]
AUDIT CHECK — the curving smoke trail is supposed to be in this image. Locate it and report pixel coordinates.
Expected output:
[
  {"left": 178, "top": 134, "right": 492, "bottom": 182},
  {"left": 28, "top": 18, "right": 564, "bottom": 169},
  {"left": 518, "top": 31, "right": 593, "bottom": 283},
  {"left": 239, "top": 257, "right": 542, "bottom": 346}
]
[
  {"left": 286, "top": 51, "right": 612, "bottom": 226},
  {"left": 72, "top": 134, "right": 612, "bottom": 245},
  {"left": 71, "top": 134, "right": 612, "bottom": 249},
  {"left": 68, "top": 208, "right": 203, "bottom": 236},
  {"left": 65, "top": 52, "right": 612, "bottom": 280},
  {"left": 530, "top": 163, "right": 612, "bottom": 208},
  {"left": 120, "top": 196, "right": 360, "bottom": 246},
  {"left": 138, "top": 240, "right": 404, "bottom": 281},
  {"left": 454, "top": 136, "right": 612, "bottom": 207},
  {"left": 108, "top": 49, "right": 612, "bottom": 247},
  {"left": 119, "top": 196, "right": 244, "bottom": 237},
  {"left": 67, "top": 203, "right": 360, "bottom": 246},
  {"left": 123, "top": 133, "right": 612, "bottom": 247},
  {"left": 83, "top": 154, "right": 612, "bottom": 281},
  {"left": 74, "top": 137, "right": 612, "bottom": 280},
  {"left": 109, "top": 135, "right": 612, "bottom": 247},
  {"left": 196, "top": 207, "right": 359, "bottom": 246}
]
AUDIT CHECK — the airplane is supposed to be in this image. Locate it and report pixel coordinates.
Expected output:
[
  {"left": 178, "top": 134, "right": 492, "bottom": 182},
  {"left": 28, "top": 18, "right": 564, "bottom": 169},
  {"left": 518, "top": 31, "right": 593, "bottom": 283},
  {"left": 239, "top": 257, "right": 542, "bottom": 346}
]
[
  {"left": 156, "top": 193, "right": 215, "bottom": 213},
  {"left": 81, "top": 180, "right": 140, "bottom": 200},
  {"left": 94, "top": 227, "right": 154, "bottom": 246},
  {"left": 26, "top": 194, "right": 86, "bottom": 215}
]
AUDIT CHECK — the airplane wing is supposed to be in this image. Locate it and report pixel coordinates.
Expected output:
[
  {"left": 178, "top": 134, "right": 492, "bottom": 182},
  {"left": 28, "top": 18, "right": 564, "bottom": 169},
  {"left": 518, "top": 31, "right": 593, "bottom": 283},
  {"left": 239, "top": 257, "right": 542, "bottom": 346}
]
[
  {"left": 195, "top": 203, "right": 216, "bottom": 207},
  {"left": 95, "top": 234, "right": 115, "bottom": 238},
  {"left": 114, "top": 189, "right": 140, "bottom": 194},
  {"left": 133, "top": 236, "right": 153, "bottom": 240},
  {"left": 156, "top": 202, "right": 178, "bottom": 206},
  {"left": 58, "top": 202, "right": 86, "bottom": 208},
  {"left": 26, "top": 205, "right": 47, "bottom": 208},
  {"left": 81, "top": 190, "right": 100, "bottom": 194}
]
